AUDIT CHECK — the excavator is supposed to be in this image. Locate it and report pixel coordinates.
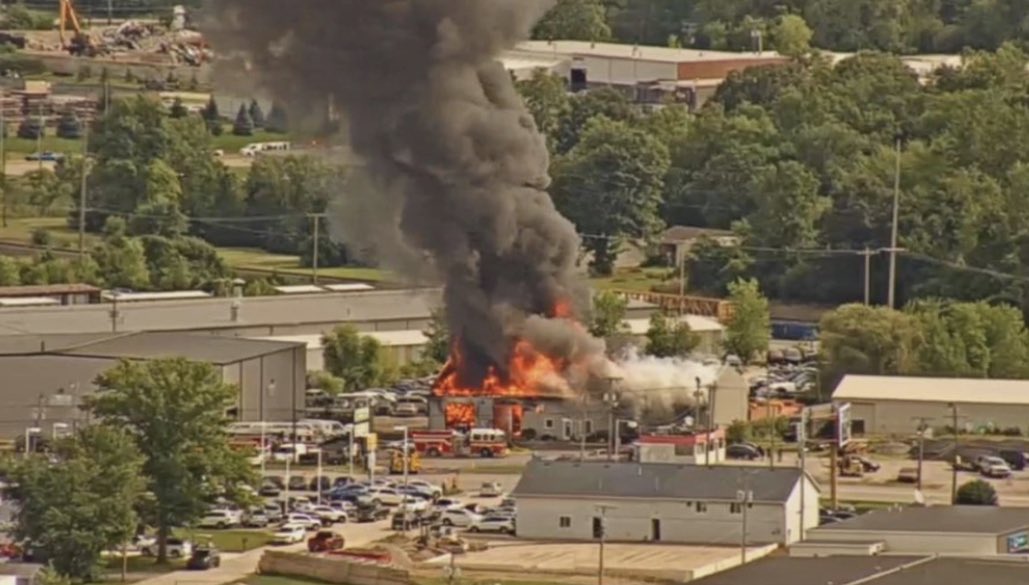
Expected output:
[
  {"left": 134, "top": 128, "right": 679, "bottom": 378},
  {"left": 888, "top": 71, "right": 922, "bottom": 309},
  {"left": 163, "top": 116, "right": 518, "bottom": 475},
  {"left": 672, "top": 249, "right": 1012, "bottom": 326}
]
[{"left": 58, "top": 0, "right": 101, "bottom": 57}]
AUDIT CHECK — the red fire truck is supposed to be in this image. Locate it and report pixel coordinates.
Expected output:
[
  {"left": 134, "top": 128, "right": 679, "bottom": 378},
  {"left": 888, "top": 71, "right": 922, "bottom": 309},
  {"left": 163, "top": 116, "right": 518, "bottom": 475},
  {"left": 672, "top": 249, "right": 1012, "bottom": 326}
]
[{"left": 413, "top": 428, "right": 509, "bottom": 458}]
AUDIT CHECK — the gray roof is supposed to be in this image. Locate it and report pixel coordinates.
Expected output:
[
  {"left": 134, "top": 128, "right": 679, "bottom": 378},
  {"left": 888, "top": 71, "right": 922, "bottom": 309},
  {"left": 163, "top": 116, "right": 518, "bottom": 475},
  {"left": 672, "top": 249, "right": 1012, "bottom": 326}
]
[
  {"left": 511, "top": 459, "right": 810, "bottom": 503},
  {"left": 689, "top": 555, "right": 925, "bottom": 585},
  {"left": 870, "top": 557, "right": 1029, "bottom": 585},
  {"left": 0, "top": 332, "right": 301, "bottom": 364},
  {"left": 813, "top": 505, "right": 1029, "bottom": 535}
]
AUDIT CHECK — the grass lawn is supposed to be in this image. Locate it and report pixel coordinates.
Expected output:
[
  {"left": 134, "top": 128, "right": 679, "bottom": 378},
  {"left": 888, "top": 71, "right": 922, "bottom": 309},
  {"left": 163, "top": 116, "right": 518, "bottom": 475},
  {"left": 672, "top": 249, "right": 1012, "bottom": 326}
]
[
  {"left": 173, "top": 528, "right": 273, "bottom": 552},
  {"left": 590, "top": 267, "right": 676, "bottom": 293},
  {"left": 103, "top": 555, "right": 186, "bottom": 574},
  {"left": 2, "top": 135, "right": 89, "bottom": 156},
  {"left": 0, "top": 216, "right": 73, "bottom": 242},
  {"left": 220, "top": 247, "right": 391, "bottom": 283}
]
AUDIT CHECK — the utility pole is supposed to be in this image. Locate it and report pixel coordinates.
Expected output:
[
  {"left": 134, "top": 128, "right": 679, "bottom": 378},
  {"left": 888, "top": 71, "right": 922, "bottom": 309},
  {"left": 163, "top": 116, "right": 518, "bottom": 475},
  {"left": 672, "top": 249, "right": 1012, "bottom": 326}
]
[
  {"left": 36, "top": 108, "right": 44, "bottom": 171},
  {"left": 107, "top": 0, "right": 113, "bottom": 24},
  {"left": 309, "top": 213, "right": 323, "bottom": 285},
  {"left": 887, "top": 136, "right": 902, "bottom": 309},
  {"left": 738, "top": 472, "right": 754, "bottom": 564},
  {"left": 595, "top": 504, "right": 616, "bottom": 585},
  {"left": 912, "top": 416, "right": 933, "bottom": 492},
  {"left": 797, "top": 409, "right": 809, "bottom": 540},
  {"left": 603, "top": 379, "right": 620, "bottom": 462},
  {"left": 950, "top": 403, "right": 960, "bottom": 504},
  {"left": 767, "top": 399, "right": 775, "bottom": 470},
  {"left": 1, "top": 102, "right": 7, "bottom": 228},
  {"left": 707, "top": 384, "right": 717, "bottom": 467},
  {"left": 79, "top": 123, "right": 89, "bottom": 258},
  {"left": 858, "top": 248, "right": 874, "bottom": 305}
]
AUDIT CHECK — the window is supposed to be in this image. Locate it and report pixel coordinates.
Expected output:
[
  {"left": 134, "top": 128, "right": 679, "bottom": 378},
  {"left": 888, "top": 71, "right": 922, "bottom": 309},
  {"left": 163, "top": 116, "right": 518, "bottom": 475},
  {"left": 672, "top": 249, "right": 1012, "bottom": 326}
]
[
  {"left": 696, "top": 502, "right": 707, "bottom": 513},
  {"left": 559, "top": 516, "right": 571, "bottom": 528},
  {"left": 585, "top": 420, "right": 594, "bottom": 434},
  {"left": 730, "top": 503, "right": 742, "bottom": 514},
  {"left": 545, "top": 418, "right": 554, "bottom": 429},
  {"left": 592, "top": 517, "right": 603, "bottom": 538}
]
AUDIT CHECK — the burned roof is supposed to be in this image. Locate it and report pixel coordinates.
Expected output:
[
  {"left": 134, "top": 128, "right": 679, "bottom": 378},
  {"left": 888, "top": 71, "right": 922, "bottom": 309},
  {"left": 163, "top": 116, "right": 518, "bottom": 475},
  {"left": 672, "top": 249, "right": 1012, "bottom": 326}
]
[
  {"left": 512, "top": 459, "right": 813, "bottom": 503},
  {"left": 812, "top": 505, "right": 1029, "bottom": 535}
]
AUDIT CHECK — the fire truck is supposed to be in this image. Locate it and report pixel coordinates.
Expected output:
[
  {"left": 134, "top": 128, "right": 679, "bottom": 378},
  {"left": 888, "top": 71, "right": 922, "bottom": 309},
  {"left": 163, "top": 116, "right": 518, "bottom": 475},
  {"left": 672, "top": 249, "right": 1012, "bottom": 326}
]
[{"left": 413, "top": 428, "right": 508, "bottom": 458}]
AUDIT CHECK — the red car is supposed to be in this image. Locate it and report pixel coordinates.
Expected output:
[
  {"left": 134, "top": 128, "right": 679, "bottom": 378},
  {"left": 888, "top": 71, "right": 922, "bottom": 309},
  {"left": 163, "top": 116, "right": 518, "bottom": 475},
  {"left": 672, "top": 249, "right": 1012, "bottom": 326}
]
[{"left": 307, "top": 531, "right": 345, "bottom": 553}]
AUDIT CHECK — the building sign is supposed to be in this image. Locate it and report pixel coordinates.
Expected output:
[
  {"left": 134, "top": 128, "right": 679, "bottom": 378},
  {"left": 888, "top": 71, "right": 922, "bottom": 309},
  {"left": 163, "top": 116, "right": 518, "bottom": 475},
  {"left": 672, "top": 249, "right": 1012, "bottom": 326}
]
[
  {"left": 353, "top": 422, "right": 370, "bottom": 438},
  {"left": 837, "top": 403, "right": 852, "bottom": 447},
  {"left": 353, "top": 407, "right": 370, "bottom": 424},
  {"left": 1007, "top": 532, "right": 1029, "bottom": 553}
]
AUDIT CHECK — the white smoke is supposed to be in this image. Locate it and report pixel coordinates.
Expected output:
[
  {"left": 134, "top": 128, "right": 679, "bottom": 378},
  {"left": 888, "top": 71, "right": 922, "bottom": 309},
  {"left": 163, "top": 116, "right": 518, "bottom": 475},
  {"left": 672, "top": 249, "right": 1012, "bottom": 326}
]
[{"left": 603, "top": 348, "right": 721, "bottom": 409}]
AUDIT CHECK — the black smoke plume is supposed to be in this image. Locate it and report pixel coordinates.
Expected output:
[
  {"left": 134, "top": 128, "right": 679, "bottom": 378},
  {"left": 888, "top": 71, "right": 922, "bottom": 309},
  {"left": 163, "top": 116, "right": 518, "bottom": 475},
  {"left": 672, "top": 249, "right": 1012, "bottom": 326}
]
[{"left": 206, "top": 1, "right": 591, "bottom": 388}]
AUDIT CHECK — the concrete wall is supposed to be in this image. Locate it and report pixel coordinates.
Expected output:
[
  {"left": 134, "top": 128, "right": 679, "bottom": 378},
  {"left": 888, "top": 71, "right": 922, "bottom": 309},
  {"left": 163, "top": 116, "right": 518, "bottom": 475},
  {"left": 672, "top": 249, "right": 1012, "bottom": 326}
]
[
  {"left": 517, "top": 496, "right": 792, "bottom": 545},
  {"left": 579, "top": 57, "right": 678, "bottom": 86},
  {"left": 843, "top": 399, "right": 1029, "bottom": 435},
  {"left": 785, "top": 478, "right": 821, "bottom": 543},
  {"left": 0, "top": 354, "right": 113, "bottom": 438},
  {"left": 810, "top": 529, "right": 999, "bottom": 555},
  {"left": 258, "top": 550, "right": 409, "bottom": 585},
  {"left": 227, "top": 347, "right": 306, "bottom": 423}
]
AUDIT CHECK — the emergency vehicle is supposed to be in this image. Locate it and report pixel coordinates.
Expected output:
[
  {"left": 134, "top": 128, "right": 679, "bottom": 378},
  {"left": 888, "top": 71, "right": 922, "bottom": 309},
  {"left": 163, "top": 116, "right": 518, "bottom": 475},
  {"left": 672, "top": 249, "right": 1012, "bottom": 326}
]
[{"left": 413, "top": 428, "right": 508, "bottom": 458}]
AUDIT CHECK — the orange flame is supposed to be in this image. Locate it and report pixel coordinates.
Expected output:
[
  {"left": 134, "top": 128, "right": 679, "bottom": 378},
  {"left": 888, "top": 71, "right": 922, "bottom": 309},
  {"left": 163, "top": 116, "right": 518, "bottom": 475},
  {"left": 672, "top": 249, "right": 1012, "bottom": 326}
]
[
  {"left": 434, "top": 339, "right": 568, "bottom": 398},
  {"left": 445, "top": 403, "right": 477, "bottom": 428}
]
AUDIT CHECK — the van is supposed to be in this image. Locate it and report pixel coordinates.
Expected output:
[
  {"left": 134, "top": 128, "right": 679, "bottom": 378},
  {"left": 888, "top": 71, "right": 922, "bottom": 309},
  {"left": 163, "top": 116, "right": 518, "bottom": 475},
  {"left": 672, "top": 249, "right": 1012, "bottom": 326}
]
[{"left": 999, "top": 450, "right": 1028, "bottom": 471}]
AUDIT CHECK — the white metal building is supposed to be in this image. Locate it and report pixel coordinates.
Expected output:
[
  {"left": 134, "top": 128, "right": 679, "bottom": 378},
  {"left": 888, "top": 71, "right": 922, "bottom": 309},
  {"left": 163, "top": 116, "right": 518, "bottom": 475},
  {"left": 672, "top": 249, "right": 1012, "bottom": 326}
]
[
  {"left": 832, "top": 374, "right": 1029, "bottom": 436},
  {"left": 253, "top": 330, "right": 428, "bottom": 370},
  {"left": 624, "top": 314, "right": 725, "bottom": 355},
  {"left": 805, "top": 506, "right": 1029, "bottom": 556},
  {"left": 512, "top": 460, "right": 819, "bottom": 546}
]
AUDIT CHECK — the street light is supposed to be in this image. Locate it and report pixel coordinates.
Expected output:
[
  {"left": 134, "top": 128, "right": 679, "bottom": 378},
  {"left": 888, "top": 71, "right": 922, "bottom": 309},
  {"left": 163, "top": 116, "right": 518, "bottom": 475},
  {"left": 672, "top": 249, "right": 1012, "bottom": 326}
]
[
  {"left": 261, "top": 379, "right": 276, "bottom": 477},
  {"left": 603, "top": 379, "right": 621, "bottom": 462},
  {"left": 23, "top": 427, "right": 40, "bottom": 458}
]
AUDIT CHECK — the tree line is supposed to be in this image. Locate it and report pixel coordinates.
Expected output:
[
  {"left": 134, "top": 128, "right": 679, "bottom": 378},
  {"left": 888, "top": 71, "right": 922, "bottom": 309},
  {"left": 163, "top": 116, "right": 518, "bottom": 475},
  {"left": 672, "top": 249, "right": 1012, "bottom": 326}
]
[
  {"left": 519, "top": 44, "right": 1029, "bottom": 315},
  {"left": 536, "top": 0, "right": 1029, "bottom": 54}
]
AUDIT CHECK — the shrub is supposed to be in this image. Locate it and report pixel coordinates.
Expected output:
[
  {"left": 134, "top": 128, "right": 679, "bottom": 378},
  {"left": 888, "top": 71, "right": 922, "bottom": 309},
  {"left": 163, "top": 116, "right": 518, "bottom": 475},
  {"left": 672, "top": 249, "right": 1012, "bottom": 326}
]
[
  {"left": 30, "top": 228, "right": 52, "bottom": 247},
  {"left": 17, "top": 116, "right": 43, "bottom": 139},
  {"left": 56, "top": 111, "right": 82, "bottom": 139},
  {"left": 956, "top": 479, "right": 998, "bottom": 506}
]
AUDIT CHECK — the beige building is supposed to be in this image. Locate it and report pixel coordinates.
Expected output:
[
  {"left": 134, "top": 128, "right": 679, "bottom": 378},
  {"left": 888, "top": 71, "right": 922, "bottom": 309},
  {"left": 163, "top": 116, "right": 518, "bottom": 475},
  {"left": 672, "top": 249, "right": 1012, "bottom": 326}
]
[{"left": 832, "top": 374, "right": 1029, "bottom": 436}]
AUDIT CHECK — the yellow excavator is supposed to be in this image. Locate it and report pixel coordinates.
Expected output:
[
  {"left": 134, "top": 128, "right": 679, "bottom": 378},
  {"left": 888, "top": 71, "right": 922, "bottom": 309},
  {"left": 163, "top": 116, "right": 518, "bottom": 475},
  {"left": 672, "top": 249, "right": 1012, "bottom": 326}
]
[{"left": 58, "top": 0, "right": 101, "bottom": 57}]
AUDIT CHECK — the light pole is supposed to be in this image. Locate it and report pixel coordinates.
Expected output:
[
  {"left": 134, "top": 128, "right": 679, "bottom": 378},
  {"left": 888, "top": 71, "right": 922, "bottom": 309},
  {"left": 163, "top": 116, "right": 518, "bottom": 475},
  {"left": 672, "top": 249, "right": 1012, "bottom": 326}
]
[
  {"left": 393, "top": 426, "right": 410, "bottom": 493},
  {"left": 595, "top": 504, "right": 616, "bottom": 585},
  {"left": 316, "top": 448, "right": 324, "bottom": 505},
  {"left": 602, "top": 383, "right": 620, "bottom": 461},
  {"left": 23, "top": 427, "right": 40, "bottom": 458},
  {"left": 738, "top": 484, "right": 754, "bottom": 563},
  {"left": 949, "top": 402, "right": 960, "bottom": 504},
  {"left": 887, "top": 135, "right": 902, "bottom": 309},
  {"left": 261, "top": 379, "right": 275, "bottom": 478}
]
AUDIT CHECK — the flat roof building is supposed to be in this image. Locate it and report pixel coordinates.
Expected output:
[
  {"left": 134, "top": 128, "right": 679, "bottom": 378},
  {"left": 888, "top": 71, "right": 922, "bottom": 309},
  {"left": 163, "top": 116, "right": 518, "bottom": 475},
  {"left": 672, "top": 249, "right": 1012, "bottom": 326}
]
[{"left": 833, "top": 374, "right": 1029, "bottom": 436}]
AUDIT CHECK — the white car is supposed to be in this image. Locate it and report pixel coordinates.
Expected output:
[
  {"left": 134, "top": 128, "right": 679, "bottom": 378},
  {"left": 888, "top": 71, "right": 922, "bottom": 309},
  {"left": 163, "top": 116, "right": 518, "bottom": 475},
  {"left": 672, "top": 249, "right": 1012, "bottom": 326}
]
[
  {"left": 396, "top": 496, "right": 428, "bottom": 513},
  {"left": 407, "top": 480, "right": 443, "bottom": 498},
  {"left": 208, "top": 506, "right": 244, "bottom": 524},
  {"left": 271, "top": 523, "right": 307, "bottom": 545},
  {"left": 471, "top": 515, "right": 515, "bottom": 534},
  {"left": 367, "top": 487, "right": 403, "bottom": 506},
  {"left": 434, "top": 498, "right": 464, "bottom": 510},
  {"left": 197, "top": 510, "right": 239, "bottom": 529},
  {"left": 310, "top": 505, "right": 347, "bottom": 524},
  {"left": 441, "top": 508, "right": 483, "bottom": 528},
  {"left": 141, "top": 538, "right": 192, "bottom": 558},
  {"left": 479, "top": 482, "right": 503, "bottom": 497},
  {"left": 284, "top": 513, "right": 322, "bottom": 531},
  {"left": 243, "top": 508, "right": 270, "bottom": 527}
]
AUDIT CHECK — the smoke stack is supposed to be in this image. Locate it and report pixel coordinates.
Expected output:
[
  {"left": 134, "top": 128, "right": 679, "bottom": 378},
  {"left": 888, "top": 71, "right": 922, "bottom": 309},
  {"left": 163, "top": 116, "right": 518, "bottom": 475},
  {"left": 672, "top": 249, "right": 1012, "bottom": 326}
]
[{"left": 205, "top": 0, "right": 591, "bottom": 388}]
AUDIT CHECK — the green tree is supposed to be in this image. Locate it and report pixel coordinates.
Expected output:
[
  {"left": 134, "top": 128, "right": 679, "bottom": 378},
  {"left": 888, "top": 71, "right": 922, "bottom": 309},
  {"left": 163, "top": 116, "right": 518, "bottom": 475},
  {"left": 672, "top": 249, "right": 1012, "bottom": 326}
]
[
  {"left": 90, "top": 217, "right": 151, "bottom": 290},
  {"left": 956, "top": 479, "right": 998, "bottom": 505},
  {"left": 770, "top": 14, "right": 813, "bottom": 58},
  {"left": 743, "top": 161, "right": 829, "bottom": 250},
  {"left": 422, "top": 308, "right": 451, "bottom": 365},
  {"left": 554, "top": 88, "right": 637, "bottom": 154},
  {"left": 55, "top": 111, "right": 82, "bottom": 139},
  {"left": 533, "top": 0, "right": 612, "bottom": 41},
  {"left": 0, "top": 256, "right": 21, "bottom": 286},
  {"left": 322, "top": 325, "right": 395, "bottom": 391},
  {"left": 169, "top": 97, "right": 188, "bottom": 119},
  {"left": 232, "top": 104, "right": 254, "bottom": 136},
  {"left": 248, "top": 99, "right": 266, "bottom": 128},
  {"left": 819, "top": 304, "right": 921, "bottom": 388},
  {"left": 724, "top": 278, "right": 771, "bottom": 362},
  {"left": 17, "top": 115, "right": 43, "bottom": 139},
  {"left": 589, "top": 290, "right": 629, "bottom": 338},
  {"left": 243, "top": 278, "right": 277, "bottom": 297},
  {"left": 645, "top": 312, "right": 701, "bottom": 357},
  {"left": 515, "top": 69, "right": 570, "bottom": 149},
  {"left": 11, "top": 426, "right": 144, "bottom": 581},
  {"left": 552, "top": 115, "right": 669, "bottom": 275},
  {"left": 306, "top": 370, "right": 345, "bottom": 395},
  {"left": 265, "top": 101, "right": 289, "bottom": 133},
  {"left": 87, "top": 358, "right": 254, "bottom": 562}
]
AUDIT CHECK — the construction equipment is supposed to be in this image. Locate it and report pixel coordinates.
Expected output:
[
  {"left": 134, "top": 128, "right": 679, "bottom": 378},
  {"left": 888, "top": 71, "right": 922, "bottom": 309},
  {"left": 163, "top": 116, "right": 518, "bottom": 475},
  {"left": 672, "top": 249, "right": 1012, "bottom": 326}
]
[
  {"left": 58, "top": 0, "right": 101, "bottom": 57},
  {"left": 388, "top": 449, "right": 421, "bottom": 475},
  {"left": 837, "top": 455, "right": 865, "bottom": 478}
]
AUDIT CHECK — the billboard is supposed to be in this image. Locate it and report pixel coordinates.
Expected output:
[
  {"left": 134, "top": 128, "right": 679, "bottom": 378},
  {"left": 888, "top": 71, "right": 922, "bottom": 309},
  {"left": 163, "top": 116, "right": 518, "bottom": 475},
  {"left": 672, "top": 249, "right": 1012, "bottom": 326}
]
[{"left": 837, "top": 403, "right": 852, "bottom": 447}]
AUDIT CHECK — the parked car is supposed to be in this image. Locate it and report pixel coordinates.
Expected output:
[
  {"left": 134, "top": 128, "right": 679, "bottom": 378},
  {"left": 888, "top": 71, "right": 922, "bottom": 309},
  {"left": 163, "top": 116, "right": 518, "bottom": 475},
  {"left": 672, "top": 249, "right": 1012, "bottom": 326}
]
[
  {"left": 263, "top": 503, "right": 284, "bottom": 523},
  {"left": 307, "top": 530, "right": 345, "bottom": 553},
  {"left": 897, "top": 467, "right": 919, "bottom": 483},
  {"left": 288, "top": 476, "right": 308, "bottom": 491},
  {"left": 407, "top": 479, "right": 443, "bottom": 498},
  {"left": 186, "top": 546, "right": 221, "bottom": 570},
  {"left": 981, "top": 458, "right": 1013, "bottom": 478},
  {"left": 353, "top": 502, "right": 390, "bottom": 523},
  {"left": 24, "top": 151, "right": 64, "bottom": 162},
  {"left": 367, "top": 487, "right": 403, "bottom": 506},
  {"left": 396, "top": 496, "right": 429, "bottom": 513},
  {"left": 471, "top": 515, "right": 514, "bottom": 534},
  {"left": 259, "top": 481, "right": 281, "bottom": 497},
  {"left": 284, "top": 513, "right": 322, "bottom": 531},
  {"left": 726, "top": 444, "right": 761, "bottom": 460},
  {"left": 999, "top": 450, "right": 1028, "bottom": 471},
  {"left": 265, "top": 475, "right": 285, "bottom": 489},
  {"left": 441, "top": 508, "right": 483, "bottom": 528},
  {"left": 332, "top": 476, "right": 353, "bottom": 489},
  {"left": 198, "top": 510, "right": 239, "bottom": 529},
  {"left": 479, "top": 482, "right": 503, "bottom": 497},
  {"left": 310, "top": 505, "right": 347, "bottom": 524},
  {"left": 243, "top": 508, "right": 270, "bottom": 527},
  {"left": 271, "top": 524, "right": 307, "bottom": 545},
  {"left": 434, "top": 498, "right": 464, "bottom": 510},
  {"left": 141, "top": 538, "right": 191, "bottom": 558}
]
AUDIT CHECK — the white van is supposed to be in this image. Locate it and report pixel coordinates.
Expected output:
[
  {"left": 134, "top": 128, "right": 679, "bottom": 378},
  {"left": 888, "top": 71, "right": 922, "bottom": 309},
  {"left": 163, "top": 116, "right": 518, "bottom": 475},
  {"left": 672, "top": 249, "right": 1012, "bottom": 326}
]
[
  {"left": 226, "top": 421, "right": 317, "bottom": 442},
  {"left": 240, "top": 141, "right": 291, "bottom": 157},
  {"left": 299, "top": 419, "right": 348, "bottom": 438}
]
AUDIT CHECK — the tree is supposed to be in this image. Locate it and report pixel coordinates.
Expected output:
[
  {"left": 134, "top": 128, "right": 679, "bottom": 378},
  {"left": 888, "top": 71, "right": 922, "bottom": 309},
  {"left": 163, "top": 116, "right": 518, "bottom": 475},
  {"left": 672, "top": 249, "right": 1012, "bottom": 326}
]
[
  {"left": 232, "top": 104, "right": 254, "bottom": 136},
  {"left": 322, "top": 325, "right": 396, "bottom": 391},
  {"left": 265, "top": 101, "right": 289, "bottom": 134},
  {"left": 0, "top": 256, "right": 21, "bottom": 286},
  {"left": 515, "top": 69, "right": 570, "bottom": 149},
  {"left": 169, "top": 97, "right": 188, "bottom": 119},
  {"left": 306, "top": 370, "right": 345, "bottom": 395},
  {"left": 55, "top": 111, "right": 82, "bottom": 139},
  {"left": 589, "top": 291, "right": 628, "bottom": 338},
  {"left": 554, "top": 88, "right": 637, "bottom": 154},
  {"left": 422, "top": 308, "right": 451, "bottom": 365},
  {"left": 248, "top": 99, "right": 266, "bottom": 128},
  {"left": 17, "top": 115, "right": 43, "bottom": 139},
  {"left": 11, "top": 427, "right": 144, "bottom": 580},
  {"left": 202, "top": 96, "right": 222, "bottom": 135},
  {"left": 956, "top": 479, "right": 998, "bottom": 505},
  {"left": 770, "top": 14, "right": 813, "bottom": 57},
  {"left": 87, "top": 358, "right": 254, "bottom": 562},
  {"left": 724, "top": 278, "right": 770, "bottom": 362},
  {"left": 533, "top": 0, "right": 611, "bottom": 41},
  {"left": 551, "top": 115, "right": 669, "bottom": 275},
  {"left": 90, "top": 217, "right": 151, "bottom": 290},
  {"left": 645, "top": 312, "right": 701, "bottom": 357},
  {"left": 819, "top": 304, "right": 921, "bottom": 388}
]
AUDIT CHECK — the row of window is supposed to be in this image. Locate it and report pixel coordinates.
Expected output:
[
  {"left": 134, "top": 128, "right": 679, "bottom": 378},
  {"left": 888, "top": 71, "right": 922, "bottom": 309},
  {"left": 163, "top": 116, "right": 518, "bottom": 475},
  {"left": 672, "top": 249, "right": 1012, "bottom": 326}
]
[{"left": 557, "top": 501, "right": 754, "bottom": 528}]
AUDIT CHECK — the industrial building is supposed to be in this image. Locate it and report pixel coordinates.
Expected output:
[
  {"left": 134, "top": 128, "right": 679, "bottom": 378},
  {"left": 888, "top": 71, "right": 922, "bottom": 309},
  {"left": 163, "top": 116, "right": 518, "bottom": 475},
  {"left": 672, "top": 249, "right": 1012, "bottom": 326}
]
[
  {"left": 802, "top": 506, "right": 1029, "bottom": 556},
  {"left": 512, "top": 459, "right": 819, "bottom": 545},
  {"left": 0, "top": 332, "right": 305, "bottom": 438},
  {"left": 832, "top": 374, "right": 1029, "bottom": 436}
]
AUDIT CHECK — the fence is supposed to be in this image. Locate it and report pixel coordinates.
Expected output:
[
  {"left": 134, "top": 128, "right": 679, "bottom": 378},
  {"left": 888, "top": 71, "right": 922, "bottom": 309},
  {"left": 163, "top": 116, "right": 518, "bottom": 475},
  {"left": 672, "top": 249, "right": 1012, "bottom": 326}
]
[{"left": 258, "top": 550, "right": 410, "bottom": 585}]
